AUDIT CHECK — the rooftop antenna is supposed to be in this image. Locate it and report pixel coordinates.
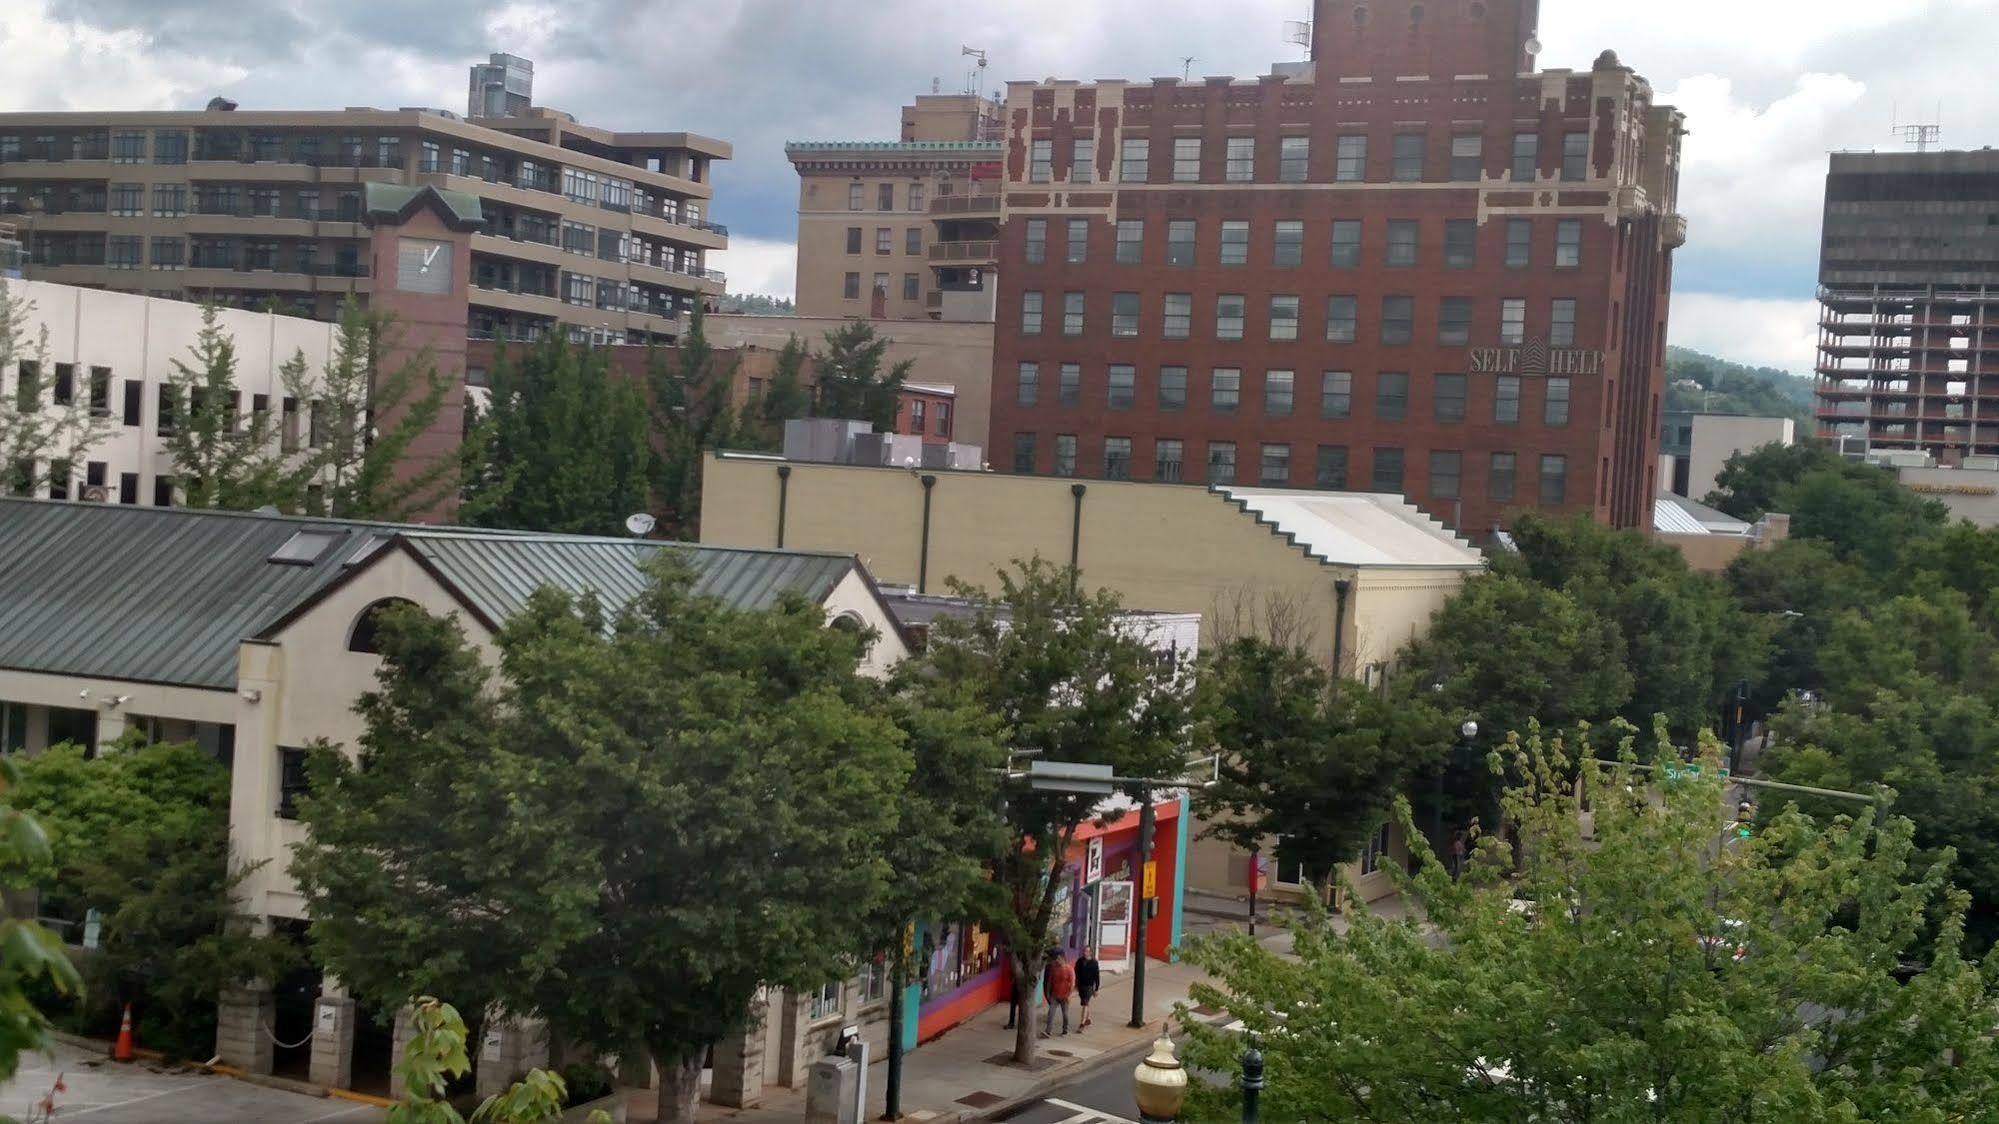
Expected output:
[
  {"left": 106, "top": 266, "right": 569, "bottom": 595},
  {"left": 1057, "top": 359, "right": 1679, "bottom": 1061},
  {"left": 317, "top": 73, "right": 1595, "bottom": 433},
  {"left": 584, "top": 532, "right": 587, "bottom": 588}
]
[
  {"left": 1282, "top": 17, "right": 1312, "bottom": 59},
  {"left": 1181, "top": 55, "right": 1197, "bottom": 81},
  {"left": 961, "top": 46, "right": 988, "bottom": 102},
  {"left": 1890, "top": 102, "right": 1943, "bottom": 152}
]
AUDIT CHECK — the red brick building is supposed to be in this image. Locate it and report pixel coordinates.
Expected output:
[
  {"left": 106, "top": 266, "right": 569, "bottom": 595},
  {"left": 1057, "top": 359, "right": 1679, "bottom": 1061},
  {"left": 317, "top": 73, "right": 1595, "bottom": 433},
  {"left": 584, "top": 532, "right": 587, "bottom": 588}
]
[{"left": 981, "top": 0, "right": 1686, "bottom": 533}]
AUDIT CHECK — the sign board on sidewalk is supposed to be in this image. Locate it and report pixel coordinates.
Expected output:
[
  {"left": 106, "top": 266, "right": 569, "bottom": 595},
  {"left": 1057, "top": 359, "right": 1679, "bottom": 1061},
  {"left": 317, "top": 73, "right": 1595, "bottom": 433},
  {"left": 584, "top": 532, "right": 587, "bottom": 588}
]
[{"left": 1085, "top": 837, "right": 1104, "bottom": 884}]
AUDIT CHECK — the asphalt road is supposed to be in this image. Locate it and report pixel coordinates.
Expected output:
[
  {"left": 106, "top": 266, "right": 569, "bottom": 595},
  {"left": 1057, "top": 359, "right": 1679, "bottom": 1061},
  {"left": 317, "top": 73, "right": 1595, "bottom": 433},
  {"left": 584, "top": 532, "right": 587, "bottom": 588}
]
[
  {"left": 0, "top": 1043, "right": 383, "bottom": 1123},
  {"left": 994, "top": 1060, "right": 1142, "bottom": 1124}
]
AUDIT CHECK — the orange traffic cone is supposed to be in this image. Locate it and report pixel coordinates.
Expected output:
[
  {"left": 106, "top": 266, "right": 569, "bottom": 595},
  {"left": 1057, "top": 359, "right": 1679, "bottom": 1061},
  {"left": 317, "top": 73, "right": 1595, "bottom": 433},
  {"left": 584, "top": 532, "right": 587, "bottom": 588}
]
[{"left": 112, "top": 1004, "right": 134, "bottom": 1062}]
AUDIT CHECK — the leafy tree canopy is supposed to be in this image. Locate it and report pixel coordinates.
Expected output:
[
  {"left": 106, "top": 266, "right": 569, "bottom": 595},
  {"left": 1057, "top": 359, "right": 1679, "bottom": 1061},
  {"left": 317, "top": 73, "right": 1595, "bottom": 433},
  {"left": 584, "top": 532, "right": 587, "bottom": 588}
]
[{"left": 813, "top": 320, "right": 908, "bottom": 431}]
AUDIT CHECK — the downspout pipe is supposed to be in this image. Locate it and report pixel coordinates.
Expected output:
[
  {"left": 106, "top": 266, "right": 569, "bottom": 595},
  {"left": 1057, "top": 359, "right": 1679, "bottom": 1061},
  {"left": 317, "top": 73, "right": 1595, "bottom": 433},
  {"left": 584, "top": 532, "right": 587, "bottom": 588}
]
[
  {"left": 775, "top": 465, "right": 791, "bottom": 549},
  {"left": 1068, "top": 483, "right": 1087, "bottom": 590},
  {"left": 1332, "top": 578, "right": 1353, "bottom": 678},
  {"left": 917, "top": 474, "right": 938, "bottom": 594}
]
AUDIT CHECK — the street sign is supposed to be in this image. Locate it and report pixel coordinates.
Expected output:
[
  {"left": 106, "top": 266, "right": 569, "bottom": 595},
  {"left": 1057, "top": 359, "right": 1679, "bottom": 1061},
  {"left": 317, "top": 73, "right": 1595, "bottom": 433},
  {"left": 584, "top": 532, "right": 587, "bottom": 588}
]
[
  {"left": 1142, "top": 860, "right": 1158, "bottom": 899},
  {"left": 1664, "top": 764, "right": 1730, "bottom": 782}
]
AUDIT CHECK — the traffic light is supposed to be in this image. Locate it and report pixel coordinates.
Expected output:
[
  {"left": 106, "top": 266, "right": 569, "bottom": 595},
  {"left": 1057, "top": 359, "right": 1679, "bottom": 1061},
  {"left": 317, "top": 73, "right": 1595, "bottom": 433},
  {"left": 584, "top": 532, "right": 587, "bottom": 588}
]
[{"left": 1735, "top": 800, "right": 1756, "bottom": 839}]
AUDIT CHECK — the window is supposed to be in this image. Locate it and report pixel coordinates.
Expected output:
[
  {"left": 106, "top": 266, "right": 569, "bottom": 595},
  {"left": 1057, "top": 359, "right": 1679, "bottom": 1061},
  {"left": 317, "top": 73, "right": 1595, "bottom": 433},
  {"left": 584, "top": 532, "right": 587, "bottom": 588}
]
[
  {"left": 1490, "top": 453, "right": 1517, "bottom": 500},
  {"left": 1321, "top": 371, "right": 1352, "bottom": 419},
  {"left": 119, "top": 472, "right": 138, "bottom": 504},
  {"left": 1375, "top": 372, "right": 1409, "bottom": 420},
  {"left": 906, "top": 227, "right": 922, "bottom": 255},
  {"left": 1501, "top": 299, "right": 1526, "bottom": 345},
  {"left": 452, "top": 148, "right": 473, "bottom": 177},
  {"left": 844, "top": 272, "right": 861, "bottom": 300},
  {"left": 1361, "top": 823, "right": 1392, "bottom": 875},
  {"left": 278, "top": 747, "right": 310, "bottom": 818},
  {"left": 107, "top": 236, "right": 142, "bottom": 270},
  {"left": 110, "top": 182, "right": 143, "bottom": 215},
  {"left": 1158, "top": 366, "right": 1187, "bottom": 410},
  {"left": 1444, "top": 219, "right": 1476, "bottom": 268},
  {"left": 875, "top": 227, "right": 892, "bottom": 255},
  {"left": 1380, "top": 296, "right": 1413, "bottom": 345},
  {"left": 121, "top": 380, "right": 142, "bottom": 426},
  {"left": 1331, "top": 220, "right": 1362, "bottom": 267},
  {"left": 1163, "top": 293, "right": 1192, "bottom": 339},
  {"left": 1336, "top": 134, "right": 1367, "bottom": 181},
  {"left": 1259, "top": 443, "right": 1291, "bottom": 486},
  {"left": 1386, "top": 220, "right": 1418, "bottom": 266},
  {"left": 1556, "top": 220, "right": 1582, "bottom": 268},
  {"left": 908, "top": 183, "right": 925, "bottom": 211},
  {"left": 1372, "top": 448, "right": 1405, "bottom": 493},
  {"left": 1071, "top": 137, "right": 1093, "bottom": 184},
  {"left": 1512, "top": 132, "right": 1540, "bottom": 181},
  {"left": 1112, "top": 292, "right": 1140, "bottom": 337},
  {"left": 1430, "top": 451, "right": 1462, "bottom": 500},
  {"left": 1268, "top": 295, "right": 1300, "bottom": 341},
  {"left": 110, "top": 130, "right": 145, "bottom": 162},
  {"left": 152, "top": 184, "right": 185, "bottom": 216},
  {"left": 46, "top": 460, "right": 68, "bottom": 501},
  {"left": 1062, "top": 292, "right": 1085, "bottom": 336},
  {"left": 1561, "top": 131, "right": 1589, "bottom": 181},
  {"left": 153, "top": 474, "right": 174, "bottom": 507},
  {"left": 1392, "top": 133, "right": 1425, "bottom": 181},
  {"left": 1172, "top": 137, "right": 1201, "bottom": 182},
  {"left": 1030, "top": 140, "right": 1052, "bottom": 183},
  {"left": 419, "top": 140, "right": 440, "bottom": 172},
  {"left": 1225, "top": 136, "right": 1255, "bottom": 182},
  {"left": 1279, "top": 136, "right": 1309, "bottom": 182},
  {"left": 1207, "top": 441, "right": 1237, "bottom": 485},
  {"left": 1166, "top": 220, "right": 1196, "bottom": 265},
  {"left": 1025, "top": 219, "right": 1047, "bottom": 265},
  {"left": 1434, "top": 374, "right": 1467, "bottom": 421},
  {"left": 1104, "top": 436, "right": 1132, "bottom": 479},
  {"left": 1273, "top": 221, "right": 1303, "bottom": 267},
  {"left": 1551, "top": 299, "right": 1577, "bottom": 347},
  {"left": 1539, "top": 454, "right": 1568, "bottom": 505},
  {"left": 348, "top": 598, "right": 419, "bottom": 654},
  {"left": 1054, "top": 434, "right": 1077, "bottom": 477},
  {"left": 1021, "top": 290, "right": 1043, "bottom": 334},
  {"left": 1059, "top": 364, "right": 1081, "bottom": 406},
  {"left": 1316, "top": 445, "right": 1349, "bottom": 489},
  {"left": 1506, "top": 219, "right": 1532, "bottom": 268},
  {"left": 1211, "top": 368, "right": 1241, "bottom": 411},
  {"left": 863, "top": 957, "right": 889, "bottom": 1005},
  {"left": 902, "top": 273, "right": 919, "bottom": 301},
  {"left": 911, "top": 401, "right": 929, "bottom": 433},
  {"left": 1264, "top": 369, "right": 1295, "bottom": 416},
  {"left": 1496, "top": 376, "right": 1521, "bottom": 423},
  {"left": 1155, "top": 438, "right": 1184, "bottom": 482},
  {"left": 88, "top": 367, "right": 110, "bottom": 417},
  {"left": 1216, "top": 295, "right": 1245, "bottom": 341},
  {"left": 1108, "top": 364, "right": 1136, "bottom": 408},
  {"left": 1116, "top": 219, "right": 1144, "bottom": 264},
  {"left": 878, "top": 182, "right": 895, "bottom": 210},
  {"left": 1450, "top": 134, "right": 1483, "bottom": 180},
  {"left": 808, "top": 981, "right": 843, "bottom": 1022},
  {"left": 1017, "top": 362, "right": 1040, "bottom": 406},
  {"left": 1013, "top": 433, "right": 1037, "bottom": 473},
  {"left": 1219, "top": 221, "right": 1249, "bottom": 265},
  {"left": 1327, "top": 296, "right": 1358, "bottom": 343},
  {"left": 153, "top": 130, "right": 187, "bottom": 165},
  {"left": 1439, "top": 297, "right": 1473, "bottom": 345},
  {"left": 1121, "top": 137, "right": 1150, "bottom": 182},
  {"left": 1545, "top": 377, "right": 1572, "bottom": 426},
  {"left": 52, "top": 364, "right": 73, "bottom": 406},
  {"left": 1066, "top": 218, "right": 1089, "bottom": 264},
  {"left": 848, "top": 182, "right": 865, "bottom": 210}
]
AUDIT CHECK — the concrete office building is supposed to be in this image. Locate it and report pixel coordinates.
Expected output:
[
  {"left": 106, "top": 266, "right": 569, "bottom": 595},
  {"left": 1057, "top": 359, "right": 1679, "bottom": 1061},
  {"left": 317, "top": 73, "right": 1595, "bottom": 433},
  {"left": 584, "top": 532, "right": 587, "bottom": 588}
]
[
  {"left": 1658, "top": 411, "right": 1795, "bottom": 500},
  {"left": 786, "top": 93, "right": 1003, "bottom": 322},
  {"left": 979, "top": 0, "right": 1687, "bottom": 535},
  {"left": 1817, "top": 149, "right": 1999, "bottom": 458},
  {"left": 0, "top": 57, "right": 730, "bottom": 346}
]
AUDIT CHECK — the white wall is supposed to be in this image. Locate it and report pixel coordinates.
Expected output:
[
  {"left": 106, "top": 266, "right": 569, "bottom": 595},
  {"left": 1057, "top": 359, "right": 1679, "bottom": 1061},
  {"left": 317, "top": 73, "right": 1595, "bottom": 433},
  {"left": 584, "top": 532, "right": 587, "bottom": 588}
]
[
  {"left": 4, "top": 279, "right": 338, "bottom": 503},
  {"left": 1687, "top": 415, "right": 1794, "bottom": 502}
]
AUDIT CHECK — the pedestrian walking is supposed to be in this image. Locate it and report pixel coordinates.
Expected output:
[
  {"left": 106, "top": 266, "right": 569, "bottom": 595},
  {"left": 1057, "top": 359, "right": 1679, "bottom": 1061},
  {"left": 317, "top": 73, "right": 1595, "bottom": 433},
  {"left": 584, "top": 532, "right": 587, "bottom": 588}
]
[
  {"left": 1040, "top": 952, "right": 1075, "bottom": 1037},
  {"left": 1074, "top": 946, "right": 1101, "bottom": 1029},
  {"left": 1003, "top": 966, "right": 1021, "bottom": 1029}
]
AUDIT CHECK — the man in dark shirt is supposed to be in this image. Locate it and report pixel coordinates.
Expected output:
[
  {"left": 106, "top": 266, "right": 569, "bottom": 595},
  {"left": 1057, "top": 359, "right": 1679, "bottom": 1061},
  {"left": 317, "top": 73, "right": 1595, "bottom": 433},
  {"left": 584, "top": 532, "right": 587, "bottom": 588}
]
[{"left": 1074, "top": 946, "right": 1101, "bottom": 1029}]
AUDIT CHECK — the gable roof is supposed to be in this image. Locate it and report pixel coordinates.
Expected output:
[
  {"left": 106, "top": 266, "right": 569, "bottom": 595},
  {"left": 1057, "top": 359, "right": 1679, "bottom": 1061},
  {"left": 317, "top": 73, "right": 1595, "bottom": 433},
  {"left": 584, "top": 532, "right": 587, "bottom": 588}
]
[
  {"left": 361, "top": 182, "right": 486, "bottom": 231},
  {"left": 1213, "top": 487, "right": 1488, "bottom": 570}
]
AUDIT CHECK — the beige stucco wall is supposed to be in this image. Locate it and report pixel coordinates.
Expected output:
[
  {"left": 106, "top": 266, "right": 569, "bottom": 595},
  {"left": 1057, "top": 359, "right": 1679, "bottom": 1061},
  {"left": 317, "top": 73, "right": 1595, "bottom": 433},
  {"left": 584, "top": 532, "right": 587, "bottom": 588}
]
[
  {"left": 1898, "top": 465, "right": 1999, "bottom": 526},
  {"left": 792, "top": 174, "right": 939, "bottom": 323},
  {"left": 706, "top": 314, "right": 994, "bottom": 451},
  {"left": 1687, "top": 415, "right": 1794, "bottom": 502}
]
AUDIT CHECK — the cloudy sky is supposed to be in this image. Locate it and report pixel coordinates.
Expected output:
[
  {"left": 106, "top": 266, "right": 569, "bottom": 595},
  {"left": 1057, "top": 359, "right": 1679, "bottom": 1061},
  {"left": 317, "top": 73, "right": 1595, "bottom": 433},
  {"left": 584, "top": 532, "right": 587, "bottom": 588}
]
[{"left": 4, "top": 0, "right": 1993, "bottom": 373}]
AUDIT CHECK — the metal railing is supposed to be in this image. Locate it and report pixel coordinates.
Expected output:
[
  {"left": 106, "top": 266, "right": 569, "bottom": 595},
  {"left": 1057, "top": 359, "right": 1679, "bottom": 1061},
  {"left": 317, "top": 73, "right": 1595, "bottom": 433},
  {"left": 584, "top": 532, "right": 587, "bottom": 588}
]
[
  {"left": 928, "top": 240, "right": 996, "bottom": 262},
  {"left": 929, "top": 190, "right": 1003, "bottom": 216}
]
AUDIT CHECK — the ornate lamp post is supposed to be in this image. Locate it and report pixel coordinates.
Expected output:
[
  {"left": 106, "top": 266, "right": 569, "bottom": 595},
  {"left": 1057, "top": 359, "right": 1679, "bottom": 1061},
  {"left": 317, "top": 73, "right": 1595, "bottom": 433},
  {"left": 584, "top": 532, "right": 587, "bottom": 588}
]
[{"left": 1132, "top": 1034, "right": 1188, "bottom": 1123}]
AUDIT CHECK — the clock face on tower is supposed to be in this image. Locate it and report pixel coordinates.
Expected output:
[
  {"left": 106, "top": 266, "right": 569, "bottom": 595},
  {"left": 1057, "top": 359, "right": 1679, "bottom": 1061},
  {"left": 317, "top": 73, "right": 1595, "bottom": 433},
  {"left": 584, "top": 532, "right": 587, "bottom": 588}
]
[{"left": 395, "top": 237, "right": 453, "bottom": 294}]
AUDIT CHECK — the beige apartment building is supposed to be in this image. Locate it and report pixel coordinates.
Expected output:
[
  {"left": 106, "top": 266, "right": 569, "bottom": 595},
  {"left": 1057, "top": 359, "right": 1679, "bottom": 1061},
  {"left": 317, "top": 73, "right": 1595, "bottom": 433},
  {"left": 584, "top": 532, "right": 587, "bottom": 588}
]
[
  {"left": 786, "top": 94, "right": 1001, "bottom": 322},
  {"left": 0, "top": 55, "right": 730, "bottom": 346}
]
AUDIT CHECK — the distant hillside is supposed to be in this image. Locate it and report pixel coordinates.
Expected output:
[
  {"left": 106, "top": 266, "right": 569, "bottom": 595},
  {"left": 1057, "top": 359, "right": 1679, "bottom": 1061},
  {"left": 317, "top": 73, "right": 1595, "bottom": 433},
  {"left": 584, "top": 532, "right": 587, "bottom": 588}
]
[
  {"left": 716, "top": 293, "right": 796, "bottom": 316},
  {"left": 1663, "top": 346, "right": 1816, "bottom": 434}
]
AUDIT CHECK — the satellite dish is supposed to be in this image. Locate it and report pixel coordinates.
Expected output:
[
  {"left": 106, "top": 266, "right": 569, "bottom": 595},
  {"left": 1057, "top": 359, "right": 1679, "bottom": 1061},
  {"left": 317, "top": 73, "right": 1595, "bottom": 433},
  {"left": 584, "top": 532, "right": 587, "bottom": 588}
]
[
  {"left": 1524, "top": 35, "right": 1543, "bottom": 57},
  {"left": 624, "top": 512, "right": 656, "bottom": 537}
]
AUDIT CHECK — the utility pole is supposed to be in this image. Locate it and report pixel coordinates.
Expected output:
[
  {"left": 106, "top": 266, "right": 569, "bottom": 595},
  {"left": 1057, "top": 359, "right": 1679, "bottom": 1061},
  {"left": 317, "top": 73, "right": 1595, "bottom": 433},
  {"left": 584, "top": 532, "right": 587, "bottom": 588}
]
[
  {"left": 881, "top": 940, "right": 904, "bottom": 1121},
  {"left": 1129, "top": 796, "right": 1155, "bottom": 1029}
]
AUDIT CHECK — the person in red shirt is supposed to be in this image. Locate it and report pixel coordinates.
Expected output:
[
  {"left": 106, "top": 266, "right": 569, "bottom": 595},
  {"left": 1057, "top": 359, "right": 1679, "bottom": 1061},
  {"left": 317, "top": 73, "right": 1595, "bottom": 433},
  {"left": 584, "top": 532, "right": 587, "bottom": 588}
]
[{"left": 1041, "top": 952, "right": 1076, "bottom": 1037}]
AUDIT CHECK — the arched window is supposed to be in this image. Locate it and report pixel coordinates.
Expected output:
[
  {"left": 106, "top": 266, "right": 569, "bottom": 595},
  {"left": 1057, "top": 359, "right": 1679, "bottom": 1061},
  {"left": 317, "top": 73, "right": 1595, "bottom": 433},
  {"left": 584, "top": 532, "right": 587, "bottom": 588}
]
[{"left": 347, "top": 598, "right": 419, "bottom": 654}]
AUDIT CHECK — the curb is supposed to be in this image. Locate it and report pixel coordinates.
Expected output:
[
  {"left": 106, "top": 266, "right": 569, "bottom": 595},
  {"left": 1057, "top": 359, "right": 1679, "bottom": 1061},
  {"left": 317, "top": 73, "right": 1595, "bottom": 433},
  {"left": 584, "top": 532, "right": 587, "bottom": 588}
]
[
  {"left": 45, "top": 1028, "right": 346, "bottom": 1102},
  {"left": 958, "top": 1030, "right": 1163, "bottom": 1123}
]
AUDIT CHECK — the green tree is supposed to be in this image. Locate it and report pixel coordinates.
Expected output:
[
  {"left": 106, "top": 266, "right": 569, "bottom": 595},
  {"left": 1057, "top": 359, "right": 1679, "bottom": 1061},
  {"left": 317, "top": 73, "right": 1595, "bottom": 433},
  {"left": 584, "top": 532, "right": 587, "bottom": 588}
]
[
  {"left": 0, "top": 278, "right": 110, "bottom": 496},
  {"left": 1179, "top": 727, "right": 1999, "bottom": 1121},
  {"left": 1194, "top": 636, "right": 1450, "bottom": 899},
  {"left": 917, "top": 559, "right": 1194, "bottom": 1065},
  {"left": 294, "top": 554, "right": 910, "bottom": 1122},
  {"left": 290, "top": 298, "right": 459, "bottom": 520},
  {"left": 162, "top": 304, "right": 303, "bottom": 510},
  {"left": 460, "top": 334, "right": 653, "bottom": 535},
  {"left": 1724, "top": 537, "right": 1878, "bottom": 710},
  {"left": 649, "top": 307, "right": 742, "bottom": 538},
  {"left": 4, "top": 742, "right": 296, "bottom": 1059},
  {"left": 389, "top": 997, "right": 609, "bottom": 1124},
  {"left": 813, "top": 320, "right": 908, "bottom": 430},
  {"left": 1702, "top": 441, "right": 1846, "bottom": 522},
  {"left": 1704, "top": 441, "right": 1946, "bottom": 574},
  {"left": 1664, "top": 346, "right": 1817, "bottom": 434},
  {"left": 0, "top": 754, "right": 83, "bottom": 1102},
  {"left": 746, "top": 335, "right": 812, "bottom": 452}
]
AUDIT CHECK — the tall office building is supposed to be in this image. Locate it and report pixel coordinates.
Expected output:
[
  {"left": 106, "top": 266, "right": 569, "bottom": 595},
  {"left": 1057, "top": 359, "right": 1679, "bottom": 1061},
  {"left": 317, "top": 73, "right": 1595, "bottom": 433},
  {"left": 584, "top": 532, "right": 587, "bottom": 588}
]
[
  {"left": 1816, "top": 149, "right": 1999, "bottom": 458},
  {"left": 468, "top": 53, "right": 534, "bottom": 120},
  {"left": 979, "top": 0, "right": 1687, "bottom": 533},
  {"left": 0, "top": 58, "right": 730, "bottom": 347}
]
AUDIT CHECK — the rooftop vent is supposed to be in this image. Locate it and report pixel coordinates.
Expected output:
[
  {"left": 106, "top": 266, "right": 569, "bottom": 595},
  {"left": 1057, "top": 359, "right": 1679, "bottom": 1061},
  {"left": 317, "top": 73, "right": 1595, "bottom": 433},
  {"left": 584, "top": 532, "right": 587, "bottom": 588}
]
[
  {"left": 206, "top": 97, "right": 238, "bottom": 112},
  {"left": 269, "top": 528, "right": 345, "bottom": 566}
]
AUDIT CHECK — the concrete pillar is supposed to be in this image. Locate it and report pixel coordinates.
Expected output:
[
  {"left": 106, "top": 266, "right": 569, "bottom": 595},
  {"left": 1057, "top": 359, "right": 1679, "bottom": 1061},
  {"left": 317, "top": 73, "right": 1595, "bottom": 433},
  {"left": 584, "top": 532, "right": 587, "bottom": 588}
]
[
  {"left": 773, "top": 989, "right": 810, "bottom": 1088},
  {"left": 94, "top": 708, "right": 125, "bottom": 750},
  {"left": 308, "top": 995, "right": 356, "bottom": 1090},
  {"left": 215, "top": 986, "right": 275, "bottom": 1075},
  {"left": 618, "top": 1050, "right": 658, "bottom": 1091},
  {"left": 707, "top": 995, "right": 769, "bottom": 1108},
  {"left": 474, "top": 1018, "right": 550, "bottom": 1101},
  {"left": 388, "top": 1005, "right": 417, "bottom": 1101}
]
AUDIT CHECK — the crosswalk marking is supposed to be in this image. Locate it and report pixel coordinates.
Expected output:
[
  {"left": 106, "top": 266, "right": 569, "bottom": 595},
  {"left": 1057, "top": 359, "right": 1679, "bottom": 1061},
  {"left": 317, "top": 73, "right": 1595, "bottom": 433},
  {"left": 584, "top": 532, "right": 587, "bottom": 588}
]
[{"left": 1044, "top": 1096, "right": 1139, "bottom": 1124}]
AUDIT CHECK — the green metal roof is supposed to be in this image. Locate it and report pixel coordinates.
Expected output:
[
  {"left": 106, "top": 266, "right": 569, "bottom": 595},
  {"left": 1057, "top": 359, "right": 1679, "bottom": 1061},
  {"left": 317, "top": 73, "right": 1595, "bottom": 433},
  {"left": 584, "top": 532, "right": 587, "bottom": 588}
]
[
  {"left": 362, "top": 182, "right": 487, "bottom": 231},
  {"left": 0, "top": 499, "right": 398, "bottom": 690},
  {"left": 394, "top": 532, "right": 860, "bottom": 629}
]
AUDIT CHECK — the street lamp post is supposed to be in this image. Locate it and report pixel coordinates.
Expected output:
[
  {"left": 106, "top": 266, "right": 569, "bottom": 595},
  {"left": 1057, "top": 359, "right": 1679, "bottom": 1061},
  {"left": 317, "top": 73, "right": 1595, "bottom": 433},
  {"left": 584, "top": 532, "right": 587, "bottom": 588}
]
[
  {"left": 1433, "top": 719, "right": 1478, "bottom": 870},
  {"left": 1240, "top": 1042, "right": 1265, "bottom": 1124}
]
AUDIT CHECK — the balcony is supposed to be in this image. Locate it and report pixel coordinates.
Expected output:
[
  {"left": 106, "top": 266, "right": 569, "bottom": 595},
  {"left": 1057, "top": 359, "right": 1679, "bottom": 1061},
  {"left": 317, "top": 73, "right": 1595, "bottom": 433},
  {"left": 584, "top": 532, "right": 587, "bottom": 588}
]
[
  {"left": 930, "top": 190, "right": 1002, "bottom": 218},
  {"left": 928, "top": 239, "right": 996, "bottom": 265}
]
